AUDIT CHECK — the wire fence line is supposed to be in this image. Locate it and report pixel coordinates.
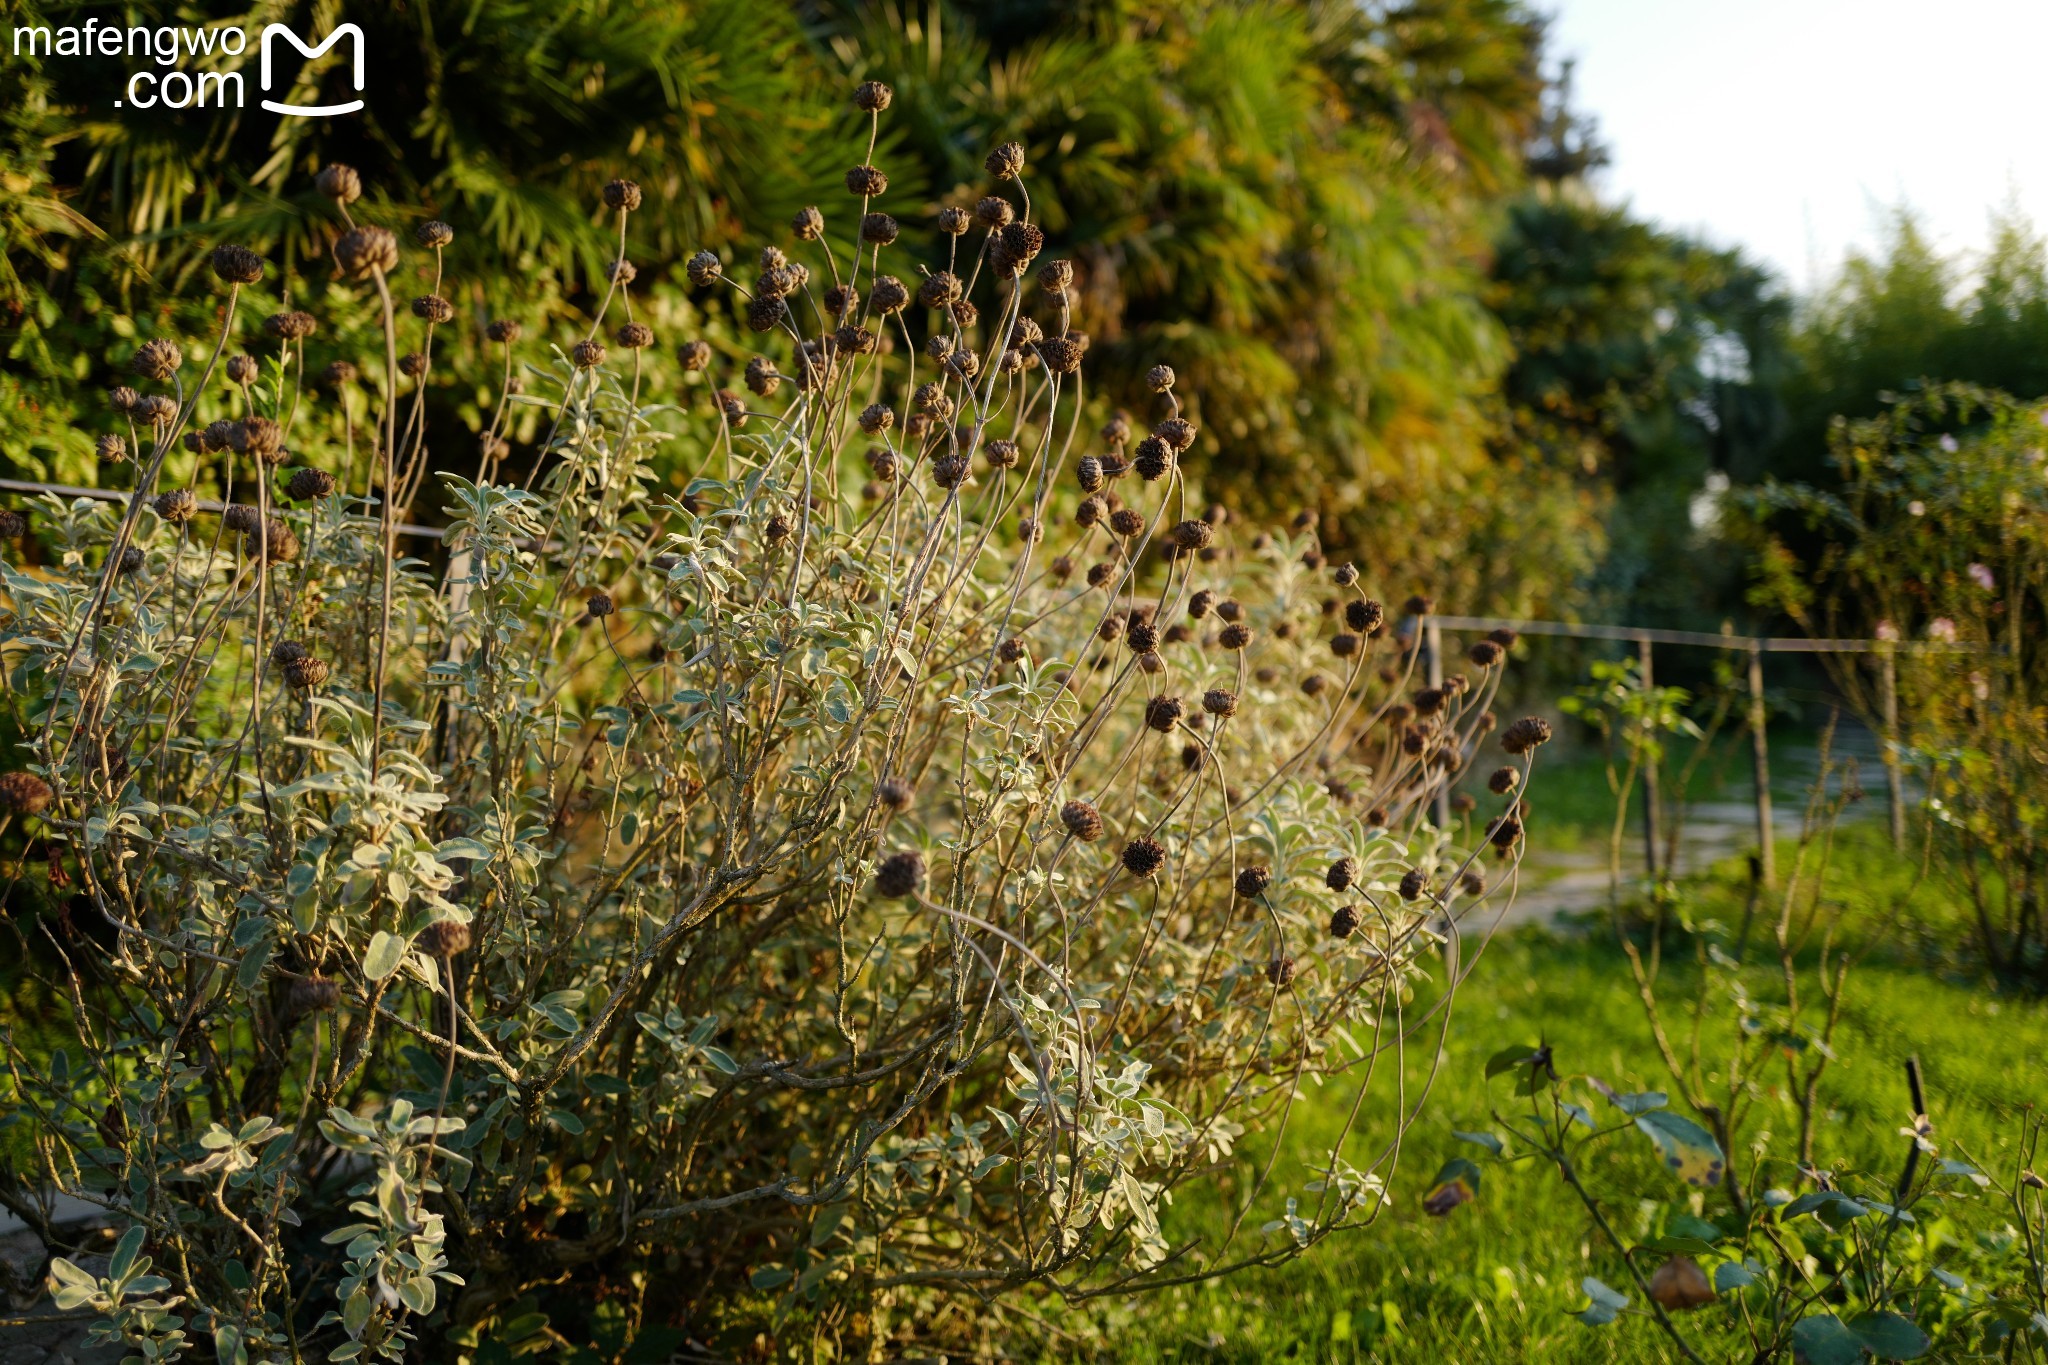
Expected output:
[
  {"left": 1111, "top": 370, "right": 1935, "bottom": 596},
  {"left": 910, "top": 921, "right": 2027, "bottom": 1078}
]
[{"left": 1423, "top": 615, "right": 1914, "bottom": 890}]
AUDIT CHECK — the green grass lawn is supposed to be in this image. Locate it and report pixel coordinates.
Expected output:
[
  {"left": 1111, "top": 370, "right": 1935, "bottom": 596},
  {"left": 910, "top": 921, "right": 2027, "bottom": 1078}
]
[{"left": 1023, "top": 816, "right": 2048, "bottom": 1363}]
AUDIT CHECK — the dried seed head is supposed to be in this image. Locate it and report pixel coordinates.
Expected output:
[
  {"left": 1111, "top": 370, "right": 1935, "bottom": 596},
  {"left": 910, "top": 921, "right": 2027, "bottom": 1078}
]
[
  {"left": 985, "top": 141, "right": 1026, "bottom": 179},
  {"left": 95, "top": 433, "right": 128, "bottom": 465},
  {"left": 268, "top": 310, "right": 319, "bottom": 341},
  {"left": 1326, "top": 856, "right": 1360, "bottom": 892},
  {"left": 289, "top": 974, "right": 341, "bottom": 1014},
  {"left": 1235, "top": 866, "right": 1272, "bottom": 898},
  {"left": 853, "top": 80, "right": 894, "bottom": 112},
  {"left": 1075, "top": 456, "right": 1106, "bottom": 494},
  {"left": 1488, "top": 766, "right": 1520, "bottom": 795},
  {"left": 1468, "top": 639, "right": 1504, "bottom": 667},
  {"left": 686, "top": 250, "right": 722, "bottom": 286},
  {"left": 108, "top": 385, "right": 140, "bottom": 413},
  {"left": 271, "top": 639, "right": 309, "bottom": 666},
  {"left": 678, "top": 339, "right": 712, "bottom": 372},
  {"left": 857, "top": 403, "right": 895, "bottom": 436},
  {"left": 1266, "top": 955, "right": 1296, "bottom": 988},
  {"left": 985, "top": 438, "right": 1020, "bottom": 469},
  {"left": 1219, "top": 622, "right": 1253, "bottom": 651},
  {"left": 333, "top": 226, "right": 399, "bottom": 279},
  {"left": 918, "top": 271, "right": 964, "bottom": 309},
  {"left": 153, "top": 489, "right": 197, "bottom": 523},
  {"left": 287, "top": 468, "right": 337, "bottom": 501},
  {"left": 823, "top": 284, "right": 860, "bottom": 318},
  {"left": 933, "top": 205, "right": 973, "bottom": 237},
  {"left": 791, "top": 205, "right": 826, "bottom": 241},
  {"left": 412, "top": 294, "right": 455, "bottom": 324},
  {"left": 222, "top": 504, "right": 262, "bottom": 533},
  {"left": 1202, "top": 688, "right": 1238, "bottom": 718},
  {"left": 932, "top": 455, "right": 969, "bottom": 489},
  {"left": 1500, "top": 717, "right": 1552, "bottom": 756},
  {"left": 1121, "top": 836, "right": 1166, "bottom": 878},
  {"left": 315, "top": 163, "right": 362, "bottom": 203},
  {"left": 569, "top": 339, "right": 607, "bottom": 370},
  {"left": 1132, "top": 437, "right": 1171, "bottom": 481},
  {"left": 418, "top": 918, "right": 474, "bottom": 957},
  {"left": 137, "top": 395, "right": 178, "bottom": 427},
  {"left": 1170, "top": 519, "right": 1213, "bottom": 552},
  {"left": 1413, "top": 687, "right": 1446, "bottom": 717},
  {"left": 247, "top": 520, "right": 301, "bottom": 565},
  {"left": 1404, "top": 593, "right": 1434, "bottom": 617},
  {"left": 1039, "top": 259, "right": 1074, "bottom": 294},
  {"left": 1055, "top": 799, "right": 1104, "bottom": 842},
  {"left": 1488, "top": 627, "right": 1519, "bottom": 648},
  {"left": 846, "top": 164, "right": 889, "bottom": 197},
  {"left": 210, "top": 243, "right": 265, "bottom": 285},
  {"left": 399, "top": 351, "right": 430, "bottom": 378},
  {"left": 765, "top": 514, "right": 793, "bottom": 543},
  {"left": 1329, "top": 904, "right": 1362, "bottom": 938},
  {"left": 1487, "top": 815, "right": 1523, "bottom": 850},
  {"left": 860, "top": 211, "right": 901, "bottom": 246},
  {"left": 113, "top": 545, "right": 143, "bottom": 575},
  {"left": 1189, "top": 590, "right": 1217, "bottom": 620},
  {"left": 236, "top": 416, "right": 284, "bottom": 463},
  {"left": 603, "top": 178, "right": 643, "bottom": 211},
  {"left": 716, "top": 389, "right": 747, "bottom": 425},
  {"left": 223, "top": 355, "right": 257, "bottom": 387},
  {"left": 1330, "top": 633, "right": 1362, "bottom": 658},
  {"left": 415, "top": 219, "right": 454, "bottom": 248},
  {"left": 616, "top": 322, "right": 655, "bottom": 350},
  {"left": 0, "top": 770, "right": 53, "bottom": 816},
  {"left": 1030, "top": 335, "right": 1078, "bottom": 375},
  {"left": 283, "top": 655, "right": 329, "bottom": 689},
  {"left": 1147, "top": 364, "right": 1175, "bottom": 392},
  {"left": 1109, "top": 508, "right": 1145, "bottom": 538},
  {"left": 974, "top": 195, "right": 1015, "bottom": 229},
  {"left": 1345, "top": 599, "right": 1384, "bottom": 633},
  {"left": 586, "top": 592, "right": 616, "bottom": 619},
  {"left": 870, "top": 275, "right": 910, "bottom": 312},
  {"left": 1000, "top": 220, "right": 1045, "bottom": 263},
  {"left": 1143, "top": 693, "right": 1182, "bottom": 731},
  {"left": 875, "top": 850, "right": 925, "bottom": 898},
  {"left": 1398, "top": 868, "right": 1428, "bottom": 901},
  {"left": 1460, "top": 868, "right": 1487, "bottom": 896},
  {"left": 744, "top": 356, "right": 781, "bottom": 397},
  {"left": 1100, "top": 412, "right": 1131, "bottom": 447},
  {"left": 133, "top": 338, "right": 183, "bottom": 380},
  {"left": 325, "top": 359, "right": 360, "bottom": 385},
  {"left": 1216, "top": 599, "right": 1245, "bottom": 622}
]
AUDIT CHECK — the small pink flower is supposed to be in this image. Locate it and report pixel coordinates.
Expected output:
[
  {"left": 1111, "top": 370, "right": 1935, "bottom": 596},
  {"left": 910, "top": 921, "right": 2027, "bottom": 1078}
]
[
  {"left": 1875, "top": 619, "right": 1900, "bottom": 642},
  {"left": 1939, "top": 434, "right": 1959, "bottom": 453},
  {"left": 1927, "top": 617, "right": 1958, "bottom": 643},
  {"left": 1969, "top": 562, "right": 1996, "bottom": 591}
]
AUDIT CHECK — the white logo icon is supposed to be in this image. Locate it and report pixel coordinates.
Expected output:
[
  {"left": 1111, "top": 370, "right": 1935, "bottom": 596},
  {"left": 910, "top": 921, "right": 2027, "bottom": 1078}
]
[{"left": 259, "top": 23, "right": 364, "bottom": 117}]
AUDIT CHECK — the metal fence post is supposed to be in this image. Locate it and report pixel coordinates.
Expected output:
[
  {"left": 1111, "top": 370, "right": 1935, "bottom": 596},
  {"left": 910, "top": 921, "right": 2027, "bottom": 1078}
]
[
  {"left": 1638, "top": 636, "right": 1661, "bottom": 878},
  {"left": 1747, "top": 642, "right": 1776, "bottom": 888},
  {"left": 1426, "top": 618, "right": 1450, "bottom": 830}
]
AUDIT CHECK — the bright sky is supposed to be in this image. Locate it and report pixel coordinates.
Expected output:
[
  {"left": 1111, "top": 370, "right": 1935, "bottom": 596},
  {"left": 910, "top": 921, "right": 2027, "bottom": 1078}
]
[{"left": 1546, "top": 0, "right": 2048, "bottom": 292}]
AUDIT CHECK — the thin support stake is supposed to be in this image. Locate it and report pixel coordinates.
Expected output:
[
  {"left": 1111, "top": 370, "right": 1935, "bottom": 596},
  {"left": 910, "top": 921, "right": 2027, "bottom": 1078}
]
[
  {"left": 1879, "top": 646, "right": 1905, "bottom": 849},
  {"left": 1638, "top": 637, "right": 1661, "bottom": 879},
  {"left": 1748, "top": 643, "right": 1775, "bottom": 888}
]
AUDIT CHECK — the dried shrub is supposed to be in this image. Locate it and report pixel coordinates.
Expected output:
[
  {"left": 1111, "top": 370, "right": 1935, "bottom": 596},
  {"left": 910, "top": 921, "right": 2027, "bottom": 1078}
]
[{"left": 0, "top": 89, "right": 1540, "bottom": 1359}]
